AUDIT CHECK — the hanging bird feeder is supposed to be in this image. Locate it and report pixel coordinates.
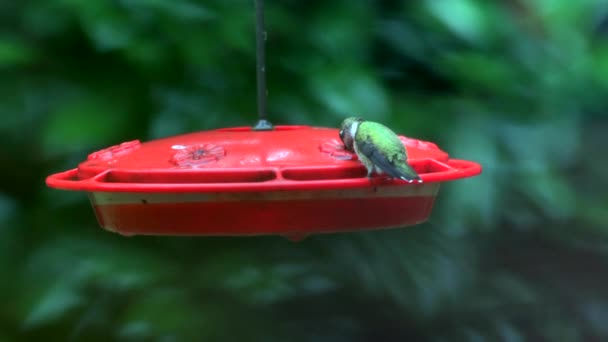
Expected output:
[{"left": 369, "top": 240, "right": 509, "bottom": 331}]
[
  {"left": 45, "top": 1, "right": 481, "bottom": 240},
  {"left": 46, "top": 126, "right": 480, "bottom": 240}
]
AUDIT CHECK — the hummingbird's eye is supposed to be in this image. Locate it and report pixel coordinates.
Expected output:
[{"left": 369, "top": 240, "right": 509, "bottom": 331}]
[{"left": 339, "top": 129, "right": 344, "bottom": 137}]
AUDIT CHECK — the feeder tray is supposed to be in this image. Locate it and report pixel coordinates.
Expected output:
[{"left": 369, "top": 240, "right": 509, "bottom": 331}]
[{"left": 46, "top": 125, "right": 481, "bottom": 240}]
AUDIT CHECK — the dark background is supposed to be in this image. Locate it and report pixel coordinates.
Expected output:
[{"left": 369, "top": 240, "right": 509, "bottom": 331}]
[{"left": 1, "top": 0, "right": 607, "bottom": 341}]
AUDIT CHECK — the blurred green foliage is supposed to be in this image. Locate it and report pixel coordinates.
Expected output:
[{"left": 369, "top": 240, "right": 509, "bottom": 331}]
[{"left": 1, "top": 0, "right": 607, "bottom": 341}]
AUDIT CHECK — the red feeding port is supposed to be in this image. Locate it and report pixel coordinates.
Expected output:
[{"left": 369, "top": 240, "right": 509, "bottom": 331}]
[{"left": 46, "top": 125, "right": 481, "bottom": 240}]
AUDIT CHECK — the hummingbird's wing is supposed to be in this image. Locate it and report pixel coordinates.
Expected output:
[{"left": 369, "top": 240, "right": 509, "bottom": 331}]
[
  {"left": 357, "top": 137, "right": 403, "bottom": 179},
  {"left": 356, "top": 121, "right": 422, "bottom": 182}
]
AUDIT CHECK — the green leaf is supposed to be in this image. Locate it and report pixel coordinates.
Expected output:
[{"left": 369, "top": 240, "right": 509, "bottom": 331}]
[
  {"left": 42, "top": 91, "right": 130, "bottom": 156},
  {"left": 118, "top": 289, "right": 204, "bottom": 340},
  {"left": 309, "top": 65, "right": 389, "bottom": 120},
  {"left": 22, "top": 281, "right": 83, "bottom": 328},
  {"left": 425, "top": 0, "right": 487, "bottom": 44},
  {"left": 123, "top": 0, "right": 215, "bottom": 21},
  {"left": 0, "top": 38, "right": 35, "bottom": 67}
]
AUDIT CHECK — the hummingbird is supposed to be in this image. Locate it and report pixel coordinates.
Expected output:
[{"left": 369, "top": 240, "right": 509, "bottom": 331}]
[{"left": 339, "top": 117, "right": 422, "bottom": 183}]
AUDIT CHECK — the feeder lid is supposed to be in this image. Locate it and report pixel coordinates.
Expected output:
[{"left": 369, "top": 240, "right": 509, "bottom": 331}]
[{"left": 48, "top": 125, "right": 480, "bottom": 193}]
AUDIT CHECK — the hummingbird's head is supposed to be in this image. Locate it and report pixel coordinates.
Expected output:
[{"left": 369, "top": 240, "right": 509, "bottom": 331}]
[{"left": 339, "top": 117, "right": 363, "bottom": 152}]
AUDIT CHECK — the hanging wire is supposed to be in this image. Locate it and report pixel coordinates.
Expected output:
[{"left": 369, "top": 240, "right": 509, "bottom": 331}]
[{"left": 253, "top": 0, "right": 273, "bottom": 130}]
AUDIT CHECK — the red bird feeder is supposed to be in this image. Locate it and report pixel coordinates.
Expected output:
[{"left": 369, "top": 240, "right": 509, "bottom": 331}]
[
  {"left": 45, "top": 1, "right": 481, "bottom": 240},
  {"left": 46, "top": 125, "right": 481, "bottom": 240}
]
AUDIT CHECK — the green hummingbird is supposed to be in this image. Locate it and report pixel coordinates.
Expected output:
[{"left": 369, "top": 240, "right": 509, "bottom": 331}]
[{"left": 339, "top": 117, "right": 422, "bottom": 183}]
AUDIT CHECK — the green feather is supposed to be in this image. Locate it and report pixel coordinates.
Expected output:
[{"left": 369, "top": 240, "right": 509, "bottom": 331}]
[{"left": 354, "top": 121, "right": 422, "bottom": 183}]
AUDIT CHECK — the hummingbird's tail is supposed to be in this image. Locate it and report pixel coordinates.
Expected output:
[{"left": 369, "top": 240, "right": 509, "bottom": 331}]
[{"left": 397, "top": 164, "right": 423, "bottom": 183}]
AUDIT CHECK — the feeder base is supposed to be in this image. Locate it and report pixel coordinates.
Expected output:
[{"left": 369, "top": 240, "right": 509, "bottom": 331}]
[{"left": 88, "top": 184, "right": 440, "bottom": 238}]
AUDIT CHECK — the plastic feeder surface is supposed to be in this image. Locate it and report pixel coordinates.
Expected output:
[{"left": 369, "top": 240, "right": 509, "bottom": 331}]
[{"left": 46, "top": 125, "right": 481, "bottom": 239}]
